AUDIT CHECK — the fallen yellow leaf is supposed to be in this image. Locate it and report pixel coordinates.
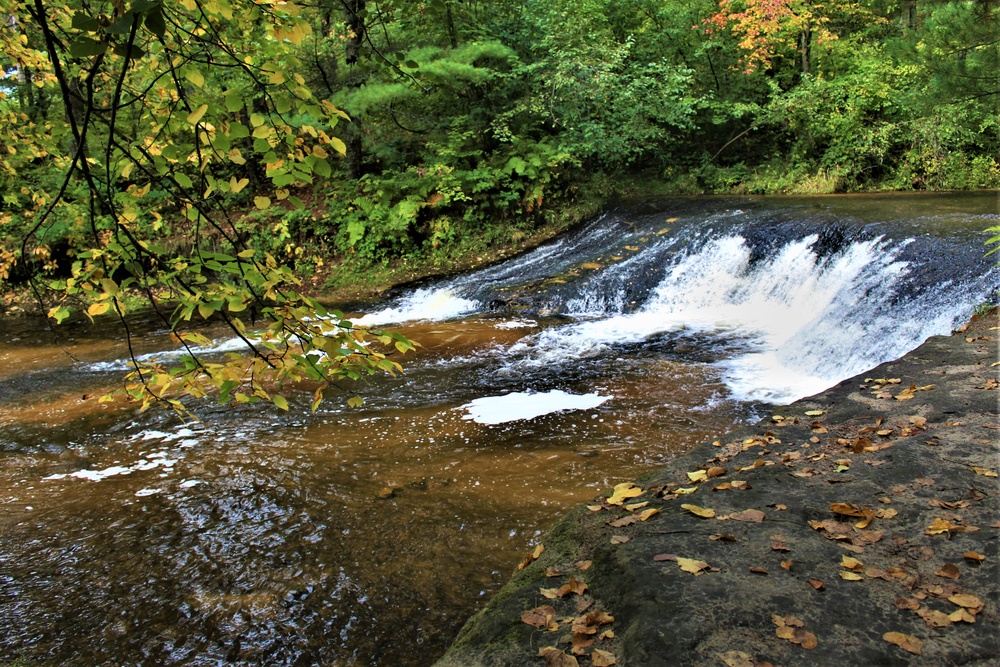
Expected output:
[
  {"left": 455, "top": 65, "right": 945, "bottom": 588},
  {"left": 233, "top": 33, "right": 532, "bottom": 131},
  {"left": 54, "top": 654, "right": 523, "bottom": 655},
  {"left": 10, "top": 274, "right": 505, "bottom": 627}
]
[
  {"left": 606, "top": 483, "right": 644, "bottom": 506},
  {"left": 681, "top": 504, "right": 716, "bottom": 518},
  {"left": 636, "top": 508, "right": 661, "bottom": 521},
  {"left": 948, "top": 593, "right": 984, "bottom": 610},
  {"left": 676, "top": 557, "right": 710, "bottom": 575},
  {"left": 883, "top": 632, "right": 923, "bottom": 655}
]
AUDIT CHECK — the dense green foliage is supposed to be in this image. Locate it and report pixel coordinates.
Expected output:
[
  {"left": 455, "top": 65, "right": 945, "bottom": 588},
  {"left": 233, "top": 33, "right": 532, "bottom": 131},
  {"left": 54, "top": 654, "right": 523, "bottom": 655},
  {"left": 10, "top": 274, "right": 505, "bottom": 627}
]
[{"left": 0, "top": 0, "right": 996, "bottom": 408}]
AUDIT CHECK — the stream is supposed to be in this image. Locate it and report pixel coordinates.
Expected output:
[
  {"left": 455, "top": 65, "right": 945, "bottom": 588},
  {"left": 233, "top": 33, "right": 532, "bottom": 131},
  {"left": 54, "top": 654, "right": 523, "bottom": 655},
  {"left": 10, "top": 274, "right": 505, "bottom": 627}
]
[{"left": 1, "top": 193, "right": 997, "bottom": 666}]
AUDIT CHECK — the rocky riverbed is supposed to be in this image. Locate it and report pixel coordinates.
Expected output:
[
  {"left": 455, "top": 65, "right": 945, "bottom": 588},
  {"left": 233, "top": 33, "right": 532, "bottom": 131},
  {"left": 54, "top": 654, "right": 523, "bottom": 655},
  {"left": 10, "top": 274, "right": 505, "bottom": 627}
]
[{"left": 436, "top": 309, "right": 999, "bottom": 667}]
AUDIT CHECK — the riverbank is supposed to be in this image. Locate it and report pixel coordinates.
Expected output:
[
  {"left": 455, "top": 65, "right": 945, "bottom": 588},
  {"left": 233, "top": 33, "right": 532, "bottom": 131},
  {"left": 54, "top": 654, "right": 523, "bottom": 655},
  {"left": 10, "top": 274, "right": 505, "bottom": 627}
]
[{"left": 435, "top": 309, "right": 999, "bottom": 666}]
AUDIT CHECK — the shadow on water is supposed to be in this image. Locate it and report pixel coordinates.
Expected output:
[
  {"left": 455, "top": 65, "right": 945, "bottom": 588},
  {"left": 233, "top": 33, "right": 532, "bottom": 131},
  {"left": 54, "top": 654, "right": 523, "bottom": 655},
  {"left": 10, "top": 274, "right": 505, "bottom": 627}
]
[{"left": 0, "top": 193, "right": 997, "bottom": 666}]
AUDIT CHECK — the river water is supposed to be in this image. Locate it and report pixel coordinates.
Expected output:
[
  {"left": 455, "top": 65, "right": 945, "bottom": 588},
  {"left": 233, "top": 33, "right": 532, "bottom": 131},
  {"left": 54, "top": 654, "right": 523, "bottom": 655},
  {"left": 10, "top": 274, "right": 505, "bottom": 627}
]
[{"left": 1, "top": 193, "right": 997, "bottom": 665}]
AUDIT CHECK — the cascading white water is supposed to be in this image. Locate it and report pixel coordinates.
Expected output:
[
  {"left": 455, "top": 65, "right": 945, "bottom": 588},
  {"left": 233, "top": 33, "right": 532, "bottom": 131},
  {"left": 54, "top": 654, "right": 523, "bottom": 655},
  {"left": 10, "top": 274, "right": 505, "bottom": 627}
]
[
  {"left": 83, "top": 199, "right": 996, "bottom": 411},
  {"left": 503, "top": 231, "right": 984, "bottom": 404},
  {"left": 351, "top": 287, "right": 479, "bottom": 327}
]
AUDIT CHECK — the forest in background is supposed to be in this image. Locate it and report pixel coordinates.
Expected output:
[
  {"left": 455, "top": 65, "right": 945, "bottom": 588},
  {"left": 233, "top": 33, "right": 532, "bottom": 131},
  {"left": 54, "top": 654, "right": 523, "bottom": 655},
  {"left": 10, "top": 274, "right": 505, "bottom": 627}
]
[{"left": 0, "top": 0, "right": 996, "bottom": 411}]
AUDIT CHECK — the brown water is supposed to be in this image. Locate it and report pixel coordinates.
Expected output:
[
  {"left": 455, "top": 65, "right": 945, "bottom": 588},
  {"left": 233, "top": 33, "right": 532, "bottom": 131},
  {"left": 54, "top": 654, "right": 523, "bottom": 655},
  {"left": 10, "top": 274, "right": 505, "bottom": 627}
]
[
  {"left": 1, "top": 193, "right": 997, "bottom": 666},
  {"left": 0, "top": 315, "right": 745, "bottom": 666}
]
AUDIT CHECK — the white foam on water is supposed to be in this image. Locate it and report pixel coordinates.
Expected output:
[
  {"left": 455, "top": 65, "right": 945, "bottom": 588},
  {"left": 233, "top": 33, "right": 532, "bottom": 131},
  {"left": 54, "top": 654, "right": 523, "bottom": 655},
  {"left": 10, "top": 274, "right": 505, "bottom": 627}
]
[
  {"left": 459, "top": 390, "right": 612, "bottom": 425},
  {"left": 494, "top": 319, "right": 538, "bottom": 330},
  {"left": 352, "top": 288, "right": 479, "bottom": 327},
  {"left": 43, "top": 454, "right": 180, "bottom": 483}
]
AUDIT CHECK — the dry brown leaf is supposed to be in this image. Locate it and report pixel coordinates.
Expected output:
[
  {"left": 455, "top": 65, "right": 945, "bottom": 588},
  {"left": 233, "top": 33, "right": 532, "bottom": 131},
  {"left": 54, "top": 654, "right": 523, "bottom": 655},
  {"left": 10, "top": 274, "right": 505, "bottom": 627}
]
[
  {"left": 876, "top": 508, "right": 898, "bottom": 519},
  {"left": 781, "top": 559, "right": 793, "bottom": 571},
  {"left": 681, "top": 503, "right": 716, "bottom": 519},
  {"left": 972, "top": 466, "right": 998, "bottom": 477},
  {"left": 599, "top": 629, "right": 614, "bottom": 640},
  {"left": 924, "top": 518, "right": 978, "bottom": 536},
  {"left": 591, "top": 649, "right": 617, "bottom": 666},
  {"left": 805, "top": 410, "right": 826, "bottom": 416},
  {"left": 795, "top": 629, "right": 818, "bottom": 649},
  {"left": 677, "top": 557, "right": 710, "bottom": 575},
  {"left": 771, "top": 541, "right": 791, "bottom": 552},
  {"left": 582, "top": 610, "right": 615, "bottom": 626},
  {"left": 607, "top": 483, "right": 644, "bottom": 506},
  {"left": 608, "top": 516, "right": 638, "bottom": 528},
  {"left": 962, "top": 551, "right": 986, "bottom": 562},
  {"left": 624, "top": 501, "right": 649, "bottom": 511},
  {"left": 538, "top": 646, "right": 580, "bottom": 667},
  {"left": 839, "top": 571, "right": 864, "bottom": 581},
  {"left": 713, "top": 482, "right": 733, "bottom": 491},
  {"left": 935, "top": 563, "right": 961, "bottom": 580},
  {"left": 738, "top": 459, "right": 766, "bottom": 472},
  {"left": 948, "top": 608, "right": 976, "bottom": 624},
  {"left": 539, "top": 588, "right": 560, "bottom": 599},
  {"left": 653, "top": 553, "right": 677, "bottom": 562},
  {"left": 916, "top": 607, "right": 952, "bottom": 628},
  {"left": 894, "top": 598, "right": 920, "bottom": 610},
  {"left": 610, "top": 535, "right": 630, "bottom": 545},
  {"left": 883, "top": 632, "right": 923, "bottom": 655},
  {"left": 556, "top": 577, "right": 588, "bottom": 597},
  {"left": 841, "top": 555, "right": 864, "bottom": 572},
  {"left": 724, "top": 509, "right": 766, "bottom": 523},
  {"left": 948, "top": 593, "right": 984, "bottom": 610},
  {"left": 576, "top": 560, "right": 593, "bottom": 571},
  {"left": 522, "top": 605, "right": 559, "bottom": 631},
  {"left": 709, "top": 533, "right": 737, "bottom": 542},
  {"left": 807, "top": 578, "right": 825, "bottom": 591},
  {"left": 749, "top": 566, "right": 768, "bottom": 575},
  {"left": 546, "top": 567, "right": 564, "bottom": 577},
  {"left": 518, "top": 544, "right": 545, "bottom": 570},
  {"left": 675, "top": 486, "right": 698, "bottom": 495},
  {"left": 775, "top": 626, "right": 796, "bottom": 640},
  {"left": 929, "top": 499, "right": 971, "bottom": 510},
  {"left": 570, "top": 634, "right": 594, "bottom": 655}
]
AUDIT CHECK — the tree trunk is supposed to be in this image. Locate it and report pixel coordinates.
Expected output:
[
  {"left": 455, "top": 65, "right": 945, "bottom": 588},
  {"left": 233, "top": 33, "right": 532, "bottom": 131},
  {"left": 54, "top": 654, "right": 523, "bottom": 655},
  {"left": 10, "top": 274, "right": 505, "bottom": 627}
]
[{"left": 799, "top": 25, "right": 812, "bottom": 75}]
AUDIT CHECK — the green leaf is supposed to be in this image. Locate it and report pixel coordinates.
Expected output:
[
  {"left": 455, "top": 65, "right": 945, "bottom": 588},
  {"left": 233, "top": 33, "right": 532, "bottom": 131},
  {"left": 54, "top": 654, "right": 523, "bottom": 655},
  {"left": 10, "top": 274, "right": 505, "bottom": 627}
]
[
  {"left": 69, "top": 36, "right": 108, "bottom": 58},
  {"left": 225, "top": 90, "right": 243, "bottom": 113},
  {"left": 48, "top": 305, "right": 71, "bottom": 324},
  {"left": 273, "top": 395, "right": 289, "bottom": 410},
  {"left": 144, "top": 5, "right": 166, "bottom": 37},
  {"left": 347, "top": 396, "right": 365, "bottom": 408},
  {"left": 71, "top": 12, "right": 101, "bottom": 31},
  {"left": 175, "top": 173, "right": 193, "bottom": 188},
  {"left": 107, "top": 14, "right": 136, "bottom": 34},
  {"left": 254, "top": 196, "right": 271, "bottom": 210}
]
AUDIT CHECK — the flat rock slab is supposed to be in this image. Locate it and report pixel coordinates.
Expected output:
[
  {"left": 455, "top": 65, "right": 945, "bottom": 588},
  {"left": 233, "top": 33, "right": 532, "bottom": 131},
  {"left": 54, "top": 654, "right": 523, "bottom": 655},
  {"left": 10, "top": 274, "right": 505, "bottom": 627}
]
[{"left": 436, "top": 311, "right": 999, "bottom": 667}]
